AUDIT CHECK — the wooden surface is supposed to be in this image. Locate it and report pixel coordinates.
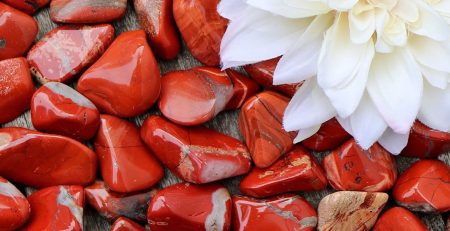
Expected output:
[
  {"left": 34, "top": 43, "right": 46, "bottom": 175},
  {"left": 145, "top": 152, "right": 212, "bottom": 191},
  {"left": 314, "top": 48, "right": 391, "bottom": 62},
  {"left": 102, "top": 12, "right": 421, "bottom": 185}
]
[{"left": 2, "top": 2, "right": 449, "bottom": 230}]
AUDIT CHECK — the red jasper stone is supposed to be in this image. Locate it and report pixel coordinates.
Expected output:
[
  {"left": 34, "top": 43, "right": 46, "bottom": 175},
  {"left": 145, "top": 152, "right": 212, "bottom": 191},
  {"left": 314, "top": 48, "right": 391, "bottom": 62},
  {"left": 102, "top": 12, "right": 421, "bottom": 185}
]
[
  {"left": 77, "top": 30, "right": 161, "bottom": 118},
  {"left": 134, "top": 0, "right": 180, "bottom": 60},
  {"left": 159, "top": 67, "right": 233, "bottom": 126},
  {"left": 225, "top": 69, "right": 260, "bottom": 110},
  {"left": 173, "top": 0, "right": 227, "bottom": 66},
  {"left": 239, "top": 91, "right": 296, "bottom": 168},
  {"left": 22, "top": 186, "right": 84, "bottom": 230},
  {"left": 95, "top": 114, "right": 164, "bottom": 193},
  {"left": 373, "top": 207, "right": 428, "bottom": 231},
  {"left": 401, "top": 121, "right": 450, "bottom": 158},
  {"left": 85, "top": 181, "right": 157, "bottom": 222},
  {"left": 240, "top": 146, "right": 327, "bottom": 198},
  {"left": 148, "top": 183, "right": 231, "bottom": 231},
  {"left": 0, "top": 57, "right": 34, "bottom": 123},
  {"left": 0, "top": 177, "right": 30, "bottom": 231},
  {"left": 302, "top": 118, "right": 351, "bottom": 151},
  {"left": 50, "top": 0, "right": 127, "bottom": 24},
  {"left": 0, "top": 127, "right": 97, "bottom": 188},
  {"left": 232, "top": 194, "right": 317, "bottom": 231},
  {"left": 322, "top": 139, "right": 397, "bottom": 192},
  {"left": 27, "top": 24, "right": 115, "bottom": 84},
  {"left": 141, "top": 115, "right": 251, "bottom": 184},
  {"left": 31, "top": 82, "right": 100, "bottom": 141},
  {"left": 0, "top": 3, "right": 37, "bottom": 60},
  {"left": 110, "top": 217, "right": 145, "bottom": 231},
  {"left": 393, "top": 159, "right": 450, "bottom": 213},
  {"left": 2, "top": 0, "right": 49, "bottom": 14}
]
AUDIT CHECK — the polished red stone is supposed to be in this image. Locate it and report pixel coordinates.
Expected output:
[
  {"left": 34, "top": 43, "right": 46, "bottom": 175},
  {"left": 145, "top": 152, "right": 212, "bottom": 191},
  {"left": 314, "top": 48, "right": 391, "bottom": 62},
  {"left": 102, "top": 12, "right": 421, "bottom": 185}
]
[
  {"left": 373, "top": 207, "right": 428, "bottom": 231},
  {"left": 159, "top": 67, "right": 233, "bottom": 126},
  {"left": 239, "top": 91, "right": 296, "bottom": 168},
  {"left": 22, "top": 186, "right": 84, "bottom": 230},
  {"left": 85, "top": 181, "right": 157, "bottom": 222},
  {"left": 95, "top": 114, "right": 164, "bottom": 193},
  {"left": 232, "top": 194, "right": 317, "bottom": 231},
  {"left": 393, "top": 159, "right": 450, "bottom": 213},
  {"left": 302, "top": 118, "right": 351, "bottom": 151},
  {"left": 134, "top": 0, "right": 180, "bottom": 60},
  {"left": 141, "top": 115, "right": 251, "bottom": 184},
  {"left": 0, "top": 127, "right": 97, "bottom": 188},
  {"left": 31, "top": 82, "right": 100, "bottom": 141},
  {"left": 148, "top": 183, "right": 231, "bottom": 231},
  {"left": 0, "top": 177, "right": 30, "bottom": 231},
  {"left": 27, "top": 24, "right": 114, "bottom": 84},
  {"left": 2, "top": 0, "right": 49, "bottom": 14},
  {"left": 0, "top": 57, "right": 34, "bottom": 123},
  {"left": 0, "top": 3, "right": 37, "bottom": 60},
  {"left": 50, "top": 0, "right": 127, "bottom": 23},
  {"left": 323, "top": 139, "right": 397, "bottom": 192},
  {"left": 110, "top": 217, "right": 145, "bottom": 231},
  {"left": 225, "top": 69, "right": 260, "bottom": 110},
  {"left": 77, "top": 30, "right": 161, "bottom": 118},
  {"left": 173, "top": 0, "right": 227, "bottom": 66},
  {"left": 401, "top": 121, "right": 450, "bottom": 158},
  {"left": 240, "top": 146, "right": 327, "bottom": 198}
]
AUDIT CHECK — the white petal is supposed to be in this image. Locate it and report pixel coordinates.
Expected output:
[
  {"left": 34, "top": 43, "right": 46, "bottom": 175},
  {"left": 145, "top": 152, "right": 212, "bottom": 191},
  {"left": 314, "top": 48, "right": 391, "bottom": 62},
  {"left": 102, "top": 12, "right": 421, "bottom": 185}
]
[
  {"left": 433, "top": 0, "right": 450, "bottom": 19},
  {"left": 392, "top": 0, "right": 419, "bottom": 22},
  {"left": 378, "top": 128, "right": 410, "bottom": 154},
  {"left": 408, "top": 35, "right": 450, "bottom": 73},
  {"left": 418, "top": 81, "right": 450, "bottom": 132},
  {"left": 217, "top": 0, "right": 247, "bottom": 20},
  {"left": 327, "top": 0, "right": 358, "bottom": 10},
  {"left": 246, "top": 0, "right": 331, "bottom": 18},
  {"left": 419, "top": 64, "right": 449, "bottom": 89},
  {"left": 408, "top": 0, "right": 450, "bottom": 41},
  {"left": 293, "top": 125, "right": 321, "bottom": 143},
  {"left": 349, "top": 2, "right": 376, "bottom": 43}
]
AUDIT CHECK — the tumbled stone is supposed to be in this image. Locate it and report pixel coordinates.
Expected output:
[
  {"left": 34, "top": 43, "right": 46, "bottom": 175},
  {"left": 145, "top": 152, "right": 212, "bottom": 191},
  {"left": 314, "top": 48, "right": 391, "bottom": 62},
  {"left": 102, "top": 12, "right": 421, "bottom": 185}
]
[
  {"left": 77, "top": 30, "right": 160, "bottom": 118},
  {"left": 141, "top": 115, "right": 251, "bottom": 184},
  {"left": 232, "top": 194, "right": 317, "bottom": 231},
  {"left": 373, "top": 207, "right": 428, "bottom": 231},
  {"left": 148, "top": 183, "right": 231, "bottom": 231},
  {"left": 401, "top": 121, "right": 450, "bottom": 158},
  {"left": 0, "top": 127, "right": 97, "bottom": 188},
  {"left": 50, "top": 0, "right": 127, "bottom": 23},
  {"left": 302, "top": 118, "right": 351, "bottom": 151},
  {"left": 110, "top": 217, "right": 145, "bottom": 231},
  {"left": 225, "top": 69, "right": 260, "bottom": 110},
  {"left": 27, "top": 24, "right": 114, "bottom": 84},
  {"left": 317, "top": 191, "right": 388, "bottom": 231},
  {"left": 2, "top": 0, "right": 49, "bottom": 14},
  {"left": 0, "top": 177, "right": 30, "bottom": 231},
  {"left": 393, "top": 159, "right": 450, "bottom": 213},
  {"left": 95, "top": 115, "right": 164, "bottom": 193}
]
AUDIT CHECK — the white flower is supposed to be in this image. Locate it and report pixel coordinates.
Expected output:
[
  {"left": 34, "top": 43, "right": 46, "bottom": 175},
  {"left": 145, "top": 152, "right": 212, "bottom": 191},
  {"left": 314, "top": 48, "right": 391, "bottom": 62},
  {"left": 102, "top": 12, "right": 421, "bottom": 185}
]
[{"left": 219, "top": 0, "right": 450, "bottom": 154}]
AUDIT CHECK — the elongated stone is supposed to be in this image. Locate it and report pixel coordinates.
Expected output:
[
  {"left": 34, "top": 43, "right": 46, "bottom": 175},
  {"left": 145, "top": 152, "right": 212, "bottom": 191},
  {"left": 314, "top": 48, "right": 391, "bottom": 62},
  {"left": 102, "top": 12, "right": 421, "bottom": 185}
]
[
  {"left": 225, "top": 69, "right": 260, "bottom": 110},
  {"left": 302, "top": 118, "right": 350, "bottom": 151},
  {"left": 373, "top": 207, "right": 428, "bottom": 231},
  {"left": 401, "top": 121, "right": 450, "bottom": 158},
  {"left": 0, "top": 177, "right": 30, "bottom": 231},
  {"left": 2, "top": 0, "right": 49, "bottom": 14},
  {"left": 50, "top": 0, "right": 127, "bottom": 23}
]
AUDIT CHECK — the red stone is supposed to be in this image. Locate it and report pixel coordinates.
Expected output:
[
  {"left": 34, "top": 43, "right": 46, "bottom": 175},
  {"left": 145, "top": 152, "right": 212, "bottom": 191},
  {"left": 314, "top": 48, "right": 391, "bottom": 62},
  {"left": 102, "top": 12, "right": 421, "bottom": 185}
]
[
  {"left": 134, "top": 0, "right": 180, "bottom": 60},
  {"left": 401, "top": 121, "right": 450, "bottom": 158},
  {"left": 225, "top": 69, "right": 260, "bottom": 110},
  {"left": 0, "top": 127, "right": 97, "bottom": 188},
  {"left": 148, "top": 183, "right": 231, "bottom": 231},
  {"left": 240, "top": 146, "right": 327, "bottom": 198},
  {"left": 50, "top": 0, "right": 127, "bottom": 24},
  {"left": 31, "top": 82, "right": 100, "bottom": 141},
  {"left": 110, "top": 217, "right": 145, "bottom": 231},
  {"left": 85, "top": 181, "right": 157, "bottom": 222},
  {"left": 141, "top": 115, "right": 251, "bottom": 184},
  {"left": 232, "top": 194, "right": 317, "bottom": 231},
  {"left": 373, "top": 207, "right": 428, "bottom": 231},
  {"left": 173, "top": 0, "right": 227, "bottom": 66},
  {"left": 239, "top": 91, "right": 296, "bottom": 168},
  {"left": 322, "top": 139, "right": 397, "bottom": 192},
  {"left": 77, "top": 30, "right": 161, "bottom": 118},
  {"left": 22, "top": 186, "right": 84, "bottom": 230},
  {"left": 95, "top": 114, "right": 164, "bottom": 193},
  {"left": 2, "top": 0, "right": 49, "bottom": 14},
  {"left": 0, "top": 57, "right": 34, "bottom": 123},
  {"left": 0, "top": 3, "right": 37, "bottom": 60},
  {"left": 0, "top": 177, "right": 30, "bottom": 231},
  {"left": 302, "top": 118, "right": 351, "bottom": 151},
  {"left": 393, "top": 159, "right": 450, "bottom": 213},
  {"left": 27, "top": 24, "right": 115, "bottom": 84}
]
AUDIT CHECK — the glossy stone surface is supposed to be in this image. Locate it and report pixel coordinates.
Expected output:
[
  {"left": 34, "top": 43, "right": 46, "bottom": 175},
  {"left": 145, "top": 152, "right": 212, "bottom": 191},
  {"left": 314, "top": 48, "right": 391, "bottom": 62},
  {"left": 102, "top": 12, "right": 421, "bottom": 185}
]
[
  {"left": 31, "top": 82, "right": 100, "bottom": 141},
  {"left": 239, "top": 91, "right": 296, "bottom": 168},
  {"left": 77, "top": 30, "right": 160, "bottom": 118},
  {"left": 95, "top": 115, "right": 164, "bottom": 193},
  {"left": 240, "top": 146, "right": 327, "bottom": 198},
  {"left": 159, "top": 67, "right": 233, "bottom": 126},
  {"left": 0, "top": 3, "right": 37, "bottom": 60},
  {"left": 2, "top": 0, "right": 49, "bottom": 14},
  {"left": 110, "top": 217, "right": 145, "bottom": 231},
  {"left": 173, "top": 0, "right": 227, "bottom": 66},
  {"left": 401, "top": 121, "right": 450, "bottom": 158},
  {"left": 0, "top": 57, "right": 34, "bottom": 123},
  {"left": 85, "top": 181, "right": 157, "bottom": 222},
  {"left": 322, "top": 139, "right": 397, "bottom": 192},
  {"left": 141, "top": 115, "right": 251, "bottom": 184},
  {"left": 22, "top": 186, "right": 84, "bottom": 230},
  {"left": 302, "top": 118, "right": 351, "bottom": 151},
  {"left": 393, "top": 159, "right": 450, "bottom": 213},
  {"left": 317, "top": 191, "right": 388, "bottom": 231},
  {"left": 27, "top": 24, "right": 114, "bottom": 84},
  {"left": 373, "top": 207, "right": 428, "bottom": 231},
  {"left": 225, "top": 69, "right": 260, "bottom": 110},
  {"left": 134, "top": 0, "right": 180, "bottom": 60},
  {"left": 50, "top": 0, "right": 127, "bottom": 23},
  {"left": 232, "top": 194, "right": 317, "bottom": 231},
  {"left": 0, "top": 127, "right": 97, "bottom": 188},
  {"left": 0, "top": 177, "right": 30, "bottom": 231},
  {"left": 148, "top": 183, "right": 231, "bottom": 231}
]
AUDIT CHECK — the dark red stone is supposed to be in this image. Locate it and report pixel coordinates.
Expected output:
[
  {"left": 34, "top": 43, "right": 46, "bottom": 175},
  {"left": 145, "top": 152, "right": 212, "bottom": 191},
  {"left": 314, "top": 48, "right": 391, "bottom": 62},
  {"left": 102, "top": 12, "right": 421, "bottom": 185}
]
[
  {"left": 302, "top": 118, "right": 351, "bottom": 151},
  {"left": 110, "top": 217, "right": 145, "bottom": 231},
  {"left": 0, "top": 177, "right": 30, "bottom": 231},
  {"left": 373, "top": 207, "right": 428, "bottom": 231},
  {"left": 225, "top": 69, "right": 260, "bottom": 110},
  {"left": 2, "top": 0, "right": 49, "bottom": 14},
  {"left": 50, "top": 0, "right": 127, "bottom": 23},
  {"left": 401, "top": 121, "right": 450, "bottom": 158}
]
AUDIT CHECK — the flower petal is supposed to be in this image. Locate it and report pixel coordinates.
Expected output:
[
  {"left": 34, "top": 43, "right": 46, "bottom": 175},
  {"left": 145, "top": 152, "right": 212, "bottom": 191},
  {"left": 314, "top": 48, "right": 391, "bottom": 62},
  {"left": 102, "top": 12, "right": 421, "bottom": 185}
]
[
  {"left": 246, "top": 0, "right": 331, "bottom": 18},
  {"left": 349, "top": 2, "right": 376, "bottom": 44},
  {"left": 418, "top": 81, "right": 450, "bottom": 132},
  {"left": 217, "top": 0, "right": 247, "bottom": 20},
  {"left": 378, "top": 128, "right": 410, "bottom": 154},
  {"left": 408, "top": 0, "right": 450, "bottom": 41},
  {"left": 293, "top": 126, "right": 321, "bottom": 143},
  {"left": 419, "top": 64, "right": 449, "bottom": 89},
  {"left": 408, "top": 35, "right": 450, "bottom": 73},
  {"left": 327, "top": 0, "right": 359, "bottom": 10}
]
